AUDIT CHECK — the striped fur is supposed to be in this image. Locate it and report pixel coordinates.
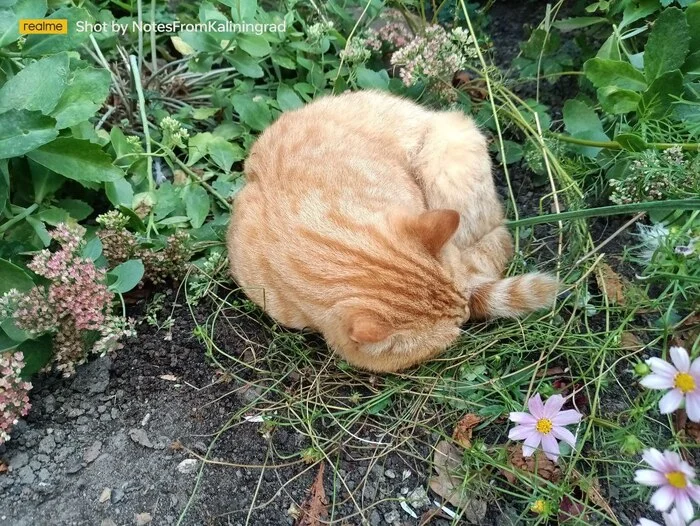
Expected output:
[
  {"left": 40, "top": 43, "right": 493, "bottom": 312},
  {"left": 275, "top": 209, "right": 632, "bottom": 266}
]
[{"left": 227, "top": 91, "right": 557, "bottom": 372}]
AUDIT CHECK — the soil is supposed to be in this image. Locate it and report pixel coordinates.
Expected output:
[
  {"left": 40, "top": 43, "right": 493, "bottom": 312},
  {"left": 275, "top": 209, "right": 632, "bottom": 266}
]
[{"left": 0, "top": 2, "right": 646, "bottom": 525}]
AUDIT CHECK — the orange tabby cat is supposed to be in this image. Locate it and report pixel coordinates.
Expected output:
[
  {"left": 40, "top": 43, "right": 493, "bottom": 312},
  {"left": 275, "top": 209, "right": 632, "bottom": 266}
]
[{"left": 227, "top": 91, "right": 557, "bottom": 372}]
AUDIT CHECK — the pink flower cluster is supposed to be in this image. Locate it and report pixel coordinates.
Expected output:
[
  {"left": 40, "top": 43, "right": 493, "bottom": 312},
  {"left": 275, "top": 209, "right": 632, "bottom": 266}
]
[
  {"left": 365, "top": 11, "right": 413, "bottom": 51},
  {"left": 0, "top": 352, "right": 32, "bottom": 445},
  {"left": 1, "top": 224, "right": 125, "bottom": 377}
]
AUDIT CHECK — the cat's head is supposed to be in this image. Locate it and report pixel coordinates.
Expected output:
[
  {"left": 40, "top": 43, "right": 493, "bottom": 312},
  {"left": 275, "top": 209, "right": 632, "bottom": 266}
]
[{"left": 324, "top": 209, "right": 469, "bottom": 372}]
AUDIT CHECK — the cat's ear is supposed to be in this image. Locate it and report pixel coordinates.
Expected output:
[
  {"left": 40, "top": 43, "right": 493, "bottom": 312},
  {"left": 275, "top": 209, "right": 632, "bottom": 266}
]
[
  {"left": 403, "top": 209, "right": 460, "bottom": 257},
  {"left": 348, "top": 313, "right": 392, "bottom": 344}
]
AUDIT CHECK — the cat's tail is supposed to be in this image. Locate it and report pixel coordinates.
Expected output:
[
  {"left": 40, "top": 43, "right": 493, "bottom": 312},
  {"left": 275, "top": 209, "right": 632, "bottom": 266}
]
[{"left": 467, "top": 273, "right": 559, "bottom": 320}]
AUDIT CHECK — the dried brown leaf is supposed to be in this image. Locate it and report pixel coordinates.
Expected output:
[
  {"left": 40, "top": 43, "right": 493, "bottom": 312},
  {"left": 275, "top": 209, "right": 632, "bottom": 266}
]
[
  {"left": 418, "top": 508, "right": 451, "bottom": 526},
  {"left": 502, "top": 444, "right": 561, "bottom": 485},
  {"left": 571, "top": 469, "right": 616, "bottom": 520},
  {"left": 620, "top": 332, "right": 644, "bottom": 351},
  {"left": 429, "top": 441, "right": 486, "bottom": 522},
  {"left": 296, "top": 463, "right": 328, "bottom": 526},
  {"left": 595, "top": 262, "right": 627, "bottom": 305},
  {"left": 0, "top": 461, "right": 7, "bottom": 474},
  {"left": 452, "top": 414, "right": 481, "bottom": 449}
]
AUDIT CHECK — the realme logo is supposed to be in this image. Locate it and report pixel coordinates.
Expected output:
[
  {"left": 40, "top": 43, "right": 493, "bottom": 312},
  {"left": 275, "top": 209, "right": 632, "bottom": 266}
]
[{"left": 19, "top": 19, "right": 68, "bottom": 35}]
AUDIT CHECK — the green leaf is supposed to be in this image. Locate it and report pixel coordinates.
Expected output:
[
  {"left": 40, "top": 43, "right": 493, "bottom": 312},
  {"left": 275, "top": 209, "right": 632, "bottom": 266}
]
[
  {"left": 562, "top": 100, "right": 609, "bottom": 158},
  {"left": 596, "top": 33, "right": 622, "bottom": 61},
  {"left": 37, "top": 206, "right": 69, "bottom": 225},
  {"left": 26, "top": 216, "right": 50, "bottom": 246},
  {"left": 227, "top": 0, "right": 257, "bottom": 22},
  {"left": 583, "top": 58, "right": 647, "bottom": 91},
  {"left": 0, "top": 258, "right": 33, "bottom": 295},
  {"left": 356, "top": 68, "right": 390, "bottom": 90},
  {"left": 17, "top": 335, "right": 54, "bottom": 377},
  {"left": 188, "top": 132, "right": 213, "bottom": 165},
  {"left": 0, "top": 110, "right": 58, "bottom": 160},
  {"left": 107, "top": 259, "right": 144, "bottom": 294},
  {"left": 644, "top": 7, "right": 690, "bottom": 81},
  {"left": 236, "top": 33, "right": 270, "bottom": 57},
  {"left": 207, "top": 137, "right": 244, "bottom": 171},
  {"left": 494, "top": 140, "right": 523, "bottom": 165},
  {"left": 0, "top": 0, "right": 46, "bottom": 47},
  {"left": 639, "top": 69, "right": 684, "bottom": 118},
  {"left": 27, "top": 138, "right": 124, "bottom": 183},
  {"left": 687, "top": 1, "right": 700, "bottom": 53},
  {"left": 0, "top": 159, "right": 7, "bottom": 212},
  {"left": 55, "top": 199, "right": 93, "bottom": 221},
  {"left": 191, "top": 107, "right": 218, "bottom": 120},
  {"left": 105, "top": 178, "right": 134, "bottom": 207},
  {"left": 82, "top": 236, "right": 103, "bottom": 261},
  {"left": 0, "top": 331, "right": 19, "bottom": 352},
  {"left": 614, "top": 133, "right": 648, "bottom": 152},
  {"left": 553, "top": 16, "right": 607, "bottom": 31},
  {"left": 0, "top": 53, "right": 69, "bottom": 114},
  {"left": 51, "top": 67, "right": 111, "bottom": 129},
  {"left": 184, "top": 185, "right": 210, "bottom": 228},
  {"left": 231, "top": 93, "right": 271, "bottom": 131},
  {"left": 227, "top": 48, "right": 264, "bottom": 78},
  {"left": 276, "top": 84, "right": 303, "bottom": 111},
  {"left": 22, "top": 7, "right": 93, "bottom": 56},
  {"left": 621, "top": 0, "right": 660, "bottom": 29},
  {"left": 597, "top": 86, "right": 642, "bottom": 114}
]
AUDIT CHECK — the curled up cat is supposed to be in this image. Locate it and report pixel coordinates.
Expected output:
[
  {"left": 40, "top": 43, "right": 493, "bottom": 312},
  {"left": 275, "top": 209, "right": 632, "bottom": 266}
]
[{"left": 227, "top": 90, "right": 558, "bottom": 373}]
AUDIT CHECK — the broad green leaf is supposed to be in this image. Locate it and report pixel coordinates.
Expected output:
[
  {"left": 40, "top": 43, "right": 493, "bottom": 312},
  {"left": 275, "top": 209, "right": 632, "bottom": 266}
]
[
  {"left": 614, "top": 133, "right": 648, "bottom": 151},
  {"left": 27, "top": 138, "right": 124, "bottom": 183},
  {"left": 356, "top": 68, "right": 390, "bottom": 90},
  {"left": 687, "top": 2, "right": 700, "bottom": 53},
  {"left": 597, "top": 86, "right": 641, "bottom": 114},
  {"left": 227, "top": 0, "right": 257, "bottom": 22},
  {"left": 553, "top": 16, "right": 607, "bottom": 32},
  {"left": 192, "top": 107, "right": 219, "bottom": 120},
  {"left": 0, "top": 258, "right": 33, "bottom": 295},
  {"left": 184, "top": 185, "right": 210, "bottom": 228},
  {"left": 227, "top": 48, "right": 264, "bottom": 78},
  {"left": 105, "top": 178, "right": 134, "bottom": 207},
  {"left": 82, "top": 236, "right": 103, "bottom": 261},
  {"left": 684, "top": 50, "right": 700, "bottom": 77},
  {"left": 276, "top": 84, "right": 303, "bottom": 111},
  {"left": 621, "top": 0, "right": 660, "bottom": 29},
  {"left": 188, "top": 132, "right": 213, "bottom": 165},
  {"left": 0, "top": 0, "right": 46, "bottom": 47},
  {"left": 231, "top": 93, "right": 271, "bottom": 131},
  {"left": 583, "top": 58, "right": 647, "bottom": 91},
  {"left": 22, "top": 7, "right": 93, "bottom": 56},
  {"left": 494, "top": 140, "right": 523, "bottom": 165},
  {"left": 178, "top": 30, "right": 222, "bottom": 54},
  {"left": 644, "top": 7, "right": 690, "bottom": 81},
  {"left": 30, "top": 159, "right": 63, "bottom": 203},
  {"left": 108, "top": 259, "right": 144, "bottom": 293},
  {"left": 55, "top": 199, "right": 93, "bottom": 221},
  {"left": 207, "top": 137, "right": 244, "bottom": 171},
  {"left": 0, "top": 332, "right": 18, "bottom": 352},
  {"left": 562, "top": 100, "right": 609, "bottom": 158},
  {"left": 17, "top": 335, "right": 53, "bottom": 377},
  {"left": 639, "top": 69, "right": 684, "bottom": 118},
  {"left": 1, "top": 318, "right": 27, "bottom": 343},
  {"left": 596, "top": 33, "right": 622, "bottom": 61},
  {"left": 51, "top": 67, "right": 111, "bottom": 129},
  {"left": 0, "top": 110, "right": 58, "bottom": 159},
  {"left": 0, "top": 159, "right": 7, "bottom": 212},
  {"left": 37, "top": 206, "right": 69, "bottom": 225},
  {"left": 0, "top": 53, "right": 69, "bottom": 114},
  {"left": 237, "top": 34, "right": 270, "bottom": 57},
  {"left": 26, "top": 216, "right": 50, "bottom": 246}
]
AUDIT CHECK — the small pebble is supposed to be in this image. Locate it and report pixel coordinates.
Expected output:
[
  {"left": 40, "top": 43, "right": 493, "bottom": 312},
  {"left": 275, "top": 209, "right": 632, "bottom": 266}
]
[
  {"left": 135, "top": 512, "right": 152, "bottom": 525},
  {"left": 99, "top": 488, "right": 112, "bottom": 503},
  {"left": 176, "top": 459, "right": 198, "bottom": 474}
]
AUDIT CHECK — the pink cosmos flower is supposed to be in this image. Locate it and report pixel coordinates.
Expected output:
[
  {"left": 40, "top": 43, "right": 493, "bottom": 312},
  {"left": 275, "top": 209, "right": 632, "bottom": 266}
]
[
  {"left": 638, "top": 506, "right": 700, "bottom": 526},
  {"left": 635, "top": 449, "right": 700, "bottom": 521},
  {"left": 508, "top": 393, "right": 582, "bottom": 463},
  {"left": 640, "top": 347, "right": 700, "bottom": 421}
]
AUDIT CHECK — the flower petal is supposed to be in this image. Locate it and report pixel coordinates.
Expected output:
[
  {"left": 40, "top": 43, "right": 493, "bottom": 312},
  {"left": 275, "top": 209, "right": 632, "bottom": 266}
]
[
  {"left": 643, "top": 449, "right": 671, "bottom": 472},
  {"left": 552, "top": 426, "right": 577, "bottom": 449},
  {"left": 508, "top": 425, "right": 535, "bottom": 441},
  {"left": 552, "top": 409, "right": 582, "bottom": 426},
  {"left": 649, "top": 485, "right": 675, "bottom": 512},
  {"left": 522, "top": 431, "right": 541, "bottom": 457},
  {"left": 543, "top": 394, "right": 565, "bottom": 418},
  {"left": 648, "top": 357, "right": 679, "bottom": 379},
  {"left": 676, "top": 492, "right": 694, "bottom": 522},
  {"left": 527, "top": 394, "right": 545, "bottom": 419},
  {"left": 509, "top": 412, "right": 536, "bottom": 425},
  {"left": 687, "top": 393, "right": 700, "bottom": 422},
  {"left": 690, "top": 357, "right": 700, "bottom": 377},
  {"left": 541, "top": 434, "right": 560, "bottom": 462},
  {"left": 640, "top": 373, "right": 675, "bottom": 390},
  {"left": 637, "top": 519, "right": 661, "bottom": 526},
  {"left": 671, "top": 346, "right": 691, "bottom": 372},
  {"left": 634, "top": 469, "right": 668, "bottom": 486},
  {"left": 659, "top": 389, "right": 684, "bottom": 414}
]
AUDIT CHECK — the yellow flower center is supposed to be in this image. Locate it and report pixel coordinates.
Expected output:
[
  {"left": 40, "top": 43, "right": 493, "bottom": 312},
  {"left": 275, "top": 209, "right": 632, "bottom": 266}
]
[
  {"left": 530, "top": 500, "right": 547, "bottom": 514},
  {"left": 674, "top": 372, "right": 696, "bottom": 394},
  {"left": 666, "top": 471, "right": 688, "bottom": 489},
  {"left": 535, "top": 418, "right": 553, "bottom": 434}
]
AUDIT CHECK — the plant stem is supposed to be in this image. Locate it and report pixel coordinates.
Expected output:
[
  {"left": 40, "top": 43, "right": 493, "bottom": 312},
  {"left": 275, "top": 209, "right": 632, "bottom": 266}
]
[
  {"left": 507, "top": 199, "right": 700, "bottom": 228},
  {"left": 551, "top": 133, "right": 700, "bottom": 152},
  {"left": 0, "top": 204, "right": 38, "bottom": 234}
]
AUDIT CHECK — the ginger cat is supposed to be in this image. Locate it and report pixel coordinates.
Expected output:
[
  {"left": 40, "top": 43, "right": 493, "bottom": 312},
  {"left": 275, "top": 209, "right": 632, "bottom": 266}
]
[{"left": 227, "top": 91, "right": 557, "bottom": 372}]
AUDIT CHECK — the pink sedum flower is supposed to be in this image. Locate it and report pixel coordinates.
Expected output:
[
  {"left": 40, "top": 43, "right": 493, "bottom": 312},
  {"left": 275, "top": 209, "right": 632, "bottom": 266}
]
[
  {"left": 638, "top": 506, "right": 700, "bottom": 526},
  {"left": 0, "top": 352, "right": 32, "bottom": 445},
  {"left": 508, "top": 393, "right": 582, "bottom": 463},
  {"left": 635, "top": 449, "right": 700, "bottom": 521},
  {"left": 640, "top": 347, "right": 700, "bottom": 421}
]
